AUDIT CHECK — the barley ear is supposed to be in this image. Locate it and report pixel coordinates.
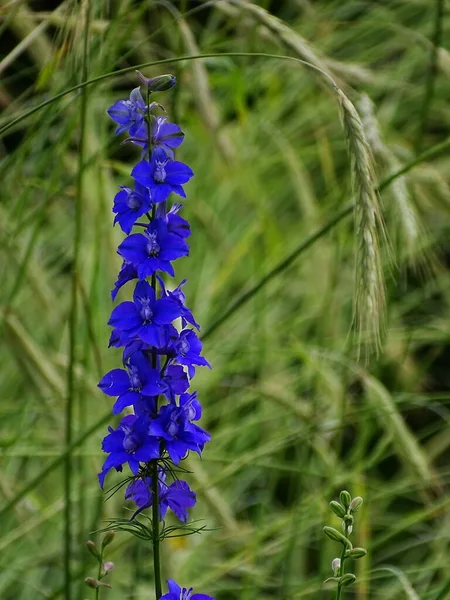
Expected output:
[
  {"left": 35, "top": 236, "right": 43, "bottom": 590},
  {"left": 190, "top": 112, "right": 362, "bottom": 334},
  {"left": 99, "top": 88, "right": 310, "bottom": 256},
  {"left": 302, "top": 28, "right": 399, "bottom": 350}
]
[{"left": 337, "top": 89, "right": 389, "bottom": 358}]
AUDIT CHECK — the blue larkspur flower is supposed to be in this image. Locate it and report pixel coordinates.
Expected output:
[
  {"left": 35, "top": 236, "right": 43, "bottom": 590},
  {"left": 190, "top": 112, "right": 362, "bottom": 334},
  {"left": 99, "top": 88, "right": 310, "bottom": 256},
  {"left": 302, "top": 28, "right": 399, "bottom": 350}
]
[
  {"left": 125, "top": 470, "right": 196, "bottom": 522},
  {"left": 132, "top": 148, "right": 194, "bottom": 204},
  {"left": 150, "top": 392, "right": 211, "bottom": 464},
  {"left": 98, "top": 414, "right": 159, "bottom": 488},
  {"left": 131, "top": 116, "right": 185, "bottom": 158},
  {"left": 108, "top": 280, "right": 182, "bottom": 347},
  {"left": 172, "top": 329, "right": 211, "bottom": 378},
  {"left": 117, "top": 218, "right": 189, "bottom": 279},
  {"left": 157, "top": 202, "right": 191, "bottom": 239},
  {"left": 113, "top": 182, "right": 152, "bottom": 234},
  {"left": 107, "top": 88, "right": 146, "bottom": 136},
  {"left": 98, "top": 353, "right": 189, "bottom": 414},
  {"left": 161, "top": 580, "right": 214, "bottom": 600}
]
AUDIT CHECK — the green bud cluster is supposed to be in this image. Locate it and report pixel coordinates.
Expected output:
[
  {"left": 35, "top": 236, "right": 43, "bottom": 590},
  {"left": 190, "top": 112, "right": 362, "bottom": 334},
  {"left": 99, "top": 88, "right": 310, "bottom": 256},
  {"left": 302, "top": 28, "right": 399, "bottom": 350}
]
[
  {"left": 323, "top": 491, "right": 366, "bottom": 599},
  {"left": 84, "top": 533, "right": 115, "bottom": 598}
]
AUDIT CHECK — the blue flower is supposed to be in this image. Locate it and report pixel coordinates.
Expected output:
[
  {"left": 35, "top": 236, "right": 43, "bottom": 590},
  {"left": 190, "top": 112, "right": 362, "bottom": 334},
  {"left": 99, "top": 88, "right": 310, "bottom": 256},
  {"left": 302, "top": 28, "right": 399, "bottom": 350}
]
[
  {"left": 150, "top": 392, "right": 211, "bottom": 464},
  {"left": 98, "top": 414, "right": 159, "bottom": 488},
  {"left": 132, "top": 148, "right": 194, "bottom": 204},
  {"left": 172, "top": 329, "right": 211, "bottom": 378},
  {"left": 157, "top": 203, "right": 191, "bottom": 239},
  {"left": 107, "top": 88, "right": 146, "bottom": 136},
  {"left": 113, "top": 182, "right": 152, "bottom": 234},
  {"left": 98, "top": 352, "right": 187, "bottom": 415},
  {"left": 131, "top": 116, "right": 185, "bottom": 158},
  {"left": 161, "top": 580, "right": 214, "bottom": 600},
  {"left": 108, "top": 281, "right": 182, "bottom": 347},
  {"left": 117, "top": 218, "right": 189, "bottom": 279},
  {"left": 111, "top": 260, "right": 138, "bottom": 301},
  {"left": 125, "top": 470, "right": 196, "bottom": 522}
]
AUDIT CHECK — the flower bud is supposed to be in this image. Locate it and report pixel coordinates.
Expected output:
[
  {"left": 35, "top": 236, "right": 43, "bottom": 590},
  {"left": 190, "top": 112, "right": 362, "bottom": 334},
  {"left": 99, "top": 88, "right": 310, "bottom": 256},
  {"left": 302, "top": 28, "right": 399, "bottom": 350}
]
[
  {"left": 136, "top": 71, "right": 176, "bottom": 92},
  {"left": 85, "top": 577, "right": 101, "bottom": 589},
  {"left": 340, "top": 490, "right": 352, "bottom": 509},
  {"left": 332, "top": 557, "right": 341, "bottom": 575},
  {"left": 86, "top": 540, "right": 100, "bottom": 560},
  {"left": 323, "top": 526, "right": 352, "bottom": 547},
  {"left": 84, "top": 577, "right": 111, "bottom": 590},
  {"left": 350, "top": 496, "right": 363, "bottom": 512},
  {"left": 340, "top": 573, "right": 357, "bottom": 587},
  {"left": 102, "top": 561, "right": 115, "bottom": 576},
  {"left": 344, "top": 514, "right": 354, "bottom": 526},
  {"left": 101, "top": 531, "right": 115, "bottom": 551},
  {"left": 329, "top": 501, "right": 346, "bottom": 519},
  {"left": 347, "top": 547, "right": 367, "bottom": 559}
]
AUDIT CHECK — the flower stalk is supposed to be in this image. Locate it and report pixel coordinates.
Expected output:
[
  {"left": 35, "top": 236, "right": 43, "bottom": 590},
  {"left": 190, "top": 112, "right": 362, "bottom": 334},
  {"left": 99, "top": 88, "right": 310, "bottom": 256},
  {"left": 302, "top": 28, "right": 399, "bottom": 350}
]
[
  {"left": 324, "top": 491, "right": 366, "bottom": 599},
  {"left": 98, "top": 73, "right": 214, "bottom": 600}
]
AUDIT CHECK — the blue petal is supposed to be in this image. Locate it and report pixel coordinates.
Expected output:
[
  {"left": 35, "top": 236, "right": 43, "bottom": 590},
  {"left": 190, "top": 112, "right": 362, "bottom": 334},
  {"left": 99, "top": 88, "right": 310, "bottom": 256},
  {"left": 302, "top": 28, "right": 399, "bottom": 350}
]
[
  {"left": 98, "top": 369, "right": 130, "bottom": 396},
  {"left": 108, "top": 302, "right": 141, "bottom": 330},
  {"left": 118, "top": 233, "right": 148, "bottom": 263},
  {"left": 112, "top": 391, "right": 141, "bottom": 415},
  {"left": 132, "top": 161, "right": 153, "bottom": 187}
]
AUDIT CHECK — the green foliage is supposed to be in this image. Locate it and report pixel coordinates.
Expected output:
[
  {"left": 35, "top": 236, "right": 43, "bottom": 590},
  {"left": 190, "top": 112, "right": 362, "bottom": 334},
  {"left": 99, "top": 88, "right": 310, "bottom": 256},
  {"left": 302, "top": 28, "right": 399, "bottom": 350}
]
[{"left": 1, "top": 1, "right": 450, "bottom": 599}]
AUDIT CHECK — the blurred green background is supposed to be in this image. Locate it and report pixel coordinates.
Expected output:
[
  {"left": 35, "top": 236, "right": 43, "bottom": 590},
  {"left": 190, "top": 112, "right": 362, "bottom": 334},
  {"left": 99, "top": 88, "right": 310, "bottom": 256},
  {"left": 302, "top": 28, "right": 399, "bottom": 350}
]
[{"left": 1, "top": 0, "right": 450, "bottom": 598}]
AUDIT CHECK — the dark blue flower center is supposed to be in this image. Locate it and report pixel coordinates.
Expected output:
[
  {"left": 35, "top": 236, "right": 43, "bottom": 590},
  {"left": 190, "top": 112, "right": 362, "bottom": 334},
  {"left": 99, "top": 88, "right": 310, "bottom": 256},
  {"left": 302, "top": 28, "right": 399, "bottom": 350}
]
[
  {"left": 123, "top": 432, "right": 140, "bottom": 453},
  {"left": 179, "top": 338, "right": 190, "bottom": 356},
  {"left": 126, "top": 192, "right": 142, "bottom": 210},
  {"left": 146, "top": 232, "right": 160, "bottom": 257},
  {"left": 167, "top": 412, "right": 180, "bottom": 437},
  {"left": 180, "top": 588, "right": 193, "bottom": 600},
  {"left": 182, "top": 399, "right": 196, "bottom": 421},
  {"left": 153, "top": 160, "right": 167, "bottom": 183},
  {"left": 121, "top": 424, "right": 141, "bottom": 453},
  {"left": 139, "top": 299, "right": 153, "bottom": 323},
  {"left": 128, "top": 366, "right": 142, "bottom": 391}
]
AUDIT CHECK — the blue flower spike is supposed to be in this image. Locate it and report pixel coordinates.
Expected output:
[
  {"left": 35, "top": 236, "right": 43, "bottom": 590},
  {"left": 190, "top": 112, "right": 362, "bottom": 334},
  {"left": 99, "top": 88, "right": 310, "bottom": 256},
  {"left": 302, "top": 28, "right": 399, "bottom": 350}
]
[{"left": 101, "top": 73, "right": 215, "bottom": 600}]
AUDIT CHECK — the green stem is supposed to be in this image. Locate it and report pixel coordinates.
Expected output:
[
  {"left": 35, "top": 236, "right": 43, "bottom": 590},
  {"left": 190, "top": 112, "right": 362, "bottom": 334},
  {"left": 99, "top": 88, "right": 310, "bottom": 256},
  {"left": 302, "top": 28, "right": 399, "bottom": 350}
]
[
  {"left": 95, "top": 549, "right": 103, "bottom": 600},
  {"left": 145, "top": 86, "right": 162, "bottom": 600},
  {"left": 336, "top": 523, "right": 349, "bottom": 600},
  {"left": 414, "top": 0, "right": 444, "bottom": 154},
  {"left": 64, "top": 2, "right": 90, "bottom": 598},
  {"left": 151, "top": 460, "right": 162, "bottom": 600}
]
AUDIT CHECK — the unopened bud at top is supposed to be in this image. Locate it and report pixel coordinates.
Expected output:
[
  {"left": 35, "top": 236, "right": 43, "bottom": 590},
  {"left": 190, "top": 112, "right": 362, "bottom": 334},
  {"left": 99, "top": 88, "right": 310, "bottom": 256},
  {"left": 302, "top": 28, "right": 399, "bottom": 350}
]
[
  {"left": 86, "top": 540, "right": 100, "bottom": 560},
  {"left": 330, "top": 500, "right": 346, "bottom": 519},
  {"left": 136, "top": 71, "right": 176, "bottom": 92},
  {"left": 101, "top": 531, "right": 115, "bottom": 551},
  {"left": 340, "top": 490, "right": 352, "bottom": 509},
  {"left": 350, "top": 496, "right": 363, "bottom": 512}
]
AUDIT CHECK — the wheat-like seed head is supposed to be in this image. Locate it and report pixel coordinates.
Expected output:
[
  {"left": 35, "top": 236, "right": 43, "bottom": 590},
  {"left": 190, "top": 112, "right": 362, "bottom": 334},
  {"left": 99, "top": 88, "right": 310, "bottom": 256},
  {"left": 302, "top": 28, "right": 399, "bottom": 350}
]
[
  {"left": 359, "top": 94, "right": 433, "bottom": 271},
  {"left": 337, "top": 90, "right": 389, "bottom": 358}
]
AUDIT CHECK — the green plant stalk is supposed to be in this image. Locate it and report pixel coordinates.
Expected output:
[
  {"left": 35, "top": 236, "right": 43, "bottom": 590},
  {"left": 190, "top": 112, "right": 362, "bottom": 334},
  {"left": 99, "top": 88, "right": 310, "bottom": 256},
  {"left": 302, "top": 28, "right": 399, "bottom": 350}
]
[
  {"left": 64, "top": 1, "right": 91, "bottom": 598},
  {"left": 336, "top": 523, "right": 349, "bottom": 600},
  {"left": 95, "top": 548, "right": 103, "bottom": 600},
  {"left": 414, "top": 0, "right": 444, "bottom": 154},
  {"left": 145, "top": 86, "right": 163, "bottom": 600},
  {"left": 151, "top": 459, "right": 162, "bottom": 600}
]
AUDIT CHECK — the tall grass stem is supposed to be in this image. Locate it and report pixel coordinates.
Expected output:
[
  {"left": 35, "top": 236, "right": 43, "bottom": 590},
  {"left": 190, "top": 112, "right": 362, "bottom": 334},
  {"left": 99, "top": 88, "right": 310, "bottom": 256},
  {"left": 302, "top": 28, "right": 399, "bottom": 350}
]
[
  {"left": 64, "top": 1, "right": 91, "bottom": 597},
  {"left": 414, "top": 0, "right": 444, "bottom": 154}
]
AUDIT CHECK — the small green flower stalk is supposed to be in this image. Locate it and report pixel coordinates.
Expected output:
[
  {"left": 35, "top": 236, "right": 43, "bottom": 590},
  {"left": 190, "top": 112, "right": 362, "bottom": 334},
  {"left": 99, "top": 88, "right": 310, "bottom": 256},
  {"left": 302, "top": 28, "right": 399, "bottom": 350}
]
[
  {"left": 84, "top": 532, "right": 115, "bottom": 599},
  {"left": 323, "top": 491, "right": 367, "bottom": 599}
]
